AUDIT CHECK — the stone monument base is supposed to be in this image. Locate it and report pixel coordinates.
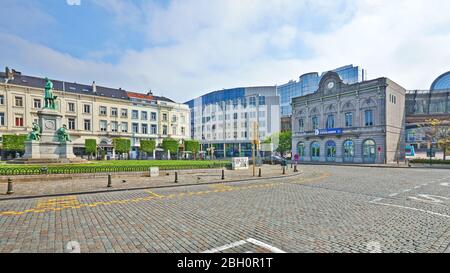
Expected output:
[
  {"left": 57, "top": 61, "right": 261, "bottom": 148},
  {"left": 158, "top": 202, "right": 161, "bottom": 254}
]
[{"left": 8, "top": 140, "right": 86, "bottom": 164}]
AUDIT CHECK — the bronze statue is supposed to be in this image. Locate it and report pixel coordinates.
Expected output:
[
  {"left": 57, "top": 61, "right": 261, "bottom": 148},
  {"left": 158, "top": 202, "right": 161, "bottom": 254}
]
[
  {"left": 57, "top": 124, "right": 71, "bottom": 143},
  {"left": 27, "top": 122, "right": 41, "bottom": 141},
  {"left": 44, "top": 77, "right": 58, "bottom": 110}
]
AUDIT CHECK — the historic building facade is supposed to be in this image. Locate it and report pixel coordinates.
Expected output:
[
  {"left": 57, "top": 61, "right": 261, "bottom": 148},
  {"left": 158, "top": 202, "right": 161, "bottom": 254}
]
[
  {"left": 0, "top": 68, "right": 190, "bottom": 159},
  {"left": 291, "top": 72, "right": 406, "bottom": 164}
]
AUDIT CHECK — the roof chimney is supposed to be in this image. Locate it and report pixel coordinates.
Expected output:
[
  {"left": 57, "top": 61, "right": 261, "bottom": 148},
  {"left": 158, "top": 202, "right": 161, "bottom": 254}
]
[
  {"left": 92, "top": 81, "right": 97, "bottom": 93},
  {"left": 147, "top": 89, "right": 153, "bottom": 96}
]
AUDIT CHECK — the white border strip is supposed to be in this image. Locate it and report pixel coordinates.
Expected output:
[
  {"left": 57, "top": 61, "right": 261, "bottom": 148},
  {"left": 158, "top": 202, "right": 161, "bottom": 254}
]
[
  {"left": 371, "top": 201, "right": 450, "bottom": 219},
  {"left": 202, "top": 238, "right": 286, "bottom": 253}
]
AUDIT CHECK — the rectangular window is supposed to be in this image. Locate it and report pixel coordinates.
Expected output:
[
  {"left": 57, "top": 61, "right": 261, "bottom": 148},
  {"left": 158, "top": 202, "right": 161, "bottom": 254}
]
[
  {"left": 345, "top": 112, "right": 353, "bottom": 127},
  {"left": 162, "top": 113, "right": 168, "bottom": 122},
  {"left": 99, "top": 106, "right": 107, "bottom": 116},
  {"left": 151, "top": 124, "right": 157, "bottom": 135},
  {"left": 151, "top": 112, "right": 157, "bottom": 121},
  {"left": 312, "top": 116, "right": 319, "bottom": 130},
  {"left": 299, "top": 118, "right": 304, "bottom": 132},
  {"left": 83, "top": 104, "right": 91, "bottom": 114},
  {"left": 163, "top": 125, "right": 168, "bottom": 135},
  {"left": 100, "top": 120, "right": 107, "bottom": 132},
  {"left": 181, "top": 127, "right": 185, "bottom": 135},
  {"left": 180, "top": 115, "right": 185, "bottom": 123},
  {"left": 141, "top": 111, "right": 148, "bottom": 120},
  {"left": 111, "top": 121, "right": 118, "bottom": 132},
  {"left": 249, "top": 97, "right": 256, "bottom": 106},
  {"left": 121, "top": 122, "right": 128, "bottom": 133},
  {"left": 132, "top": 123, "right": 139, "bottom": 133},
  {"left": 172, "top": 115, "right": 177, "bottom": 122},
  {"left": 0, "top": 95, "right": 4, "bottom": 105},
  {"left": 259, "top": 96, "right": 266, "bottom": 105},
  {"left": 172, "top": 125, "right": 177, "bottom": 135},
  {"left": 365, "top": 110, "right": 374, "bottom": 126},
  {"left": 111, "top": 108, "right": 118, "bottom": 117},
  {"left": 121, "top": 109, "right": 128, "bottom": 118},
  {"left": 84, "top": 119, "right": 91, "bottom": 131},
  {"left": 15, "top": 96, "right": 23, "bottom": 107},
  {"left": 0, "top": 112, "right": 5, "bottom": 126},
  {"left": 68, "top": 118, "right": 76, "bottom": 130},
  {"left": 132, "top": 110, "right": 139, "bottom": 119},
  {"left": 68, "top": 102, "right": 75, "bottom": 112},
  {"left": 326, "top": 114, "right": 334, "bottom": 129},
  {"left": 142, "top": 124, "right": 148, "bottom": 134},
  {"left": 15, "top": 116, "right": 24, "bottom": 127},
  {"left": 33, "top": 99, "right": 41, "bottom": 109}
]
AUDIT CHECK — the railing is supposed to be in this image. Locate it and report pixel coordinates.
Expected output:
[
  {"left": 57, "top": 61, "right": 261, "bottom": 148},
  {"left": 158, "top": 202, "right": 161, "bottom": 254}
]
[{"left": 0, "top": 162, "right": 231, "bottom": 176}]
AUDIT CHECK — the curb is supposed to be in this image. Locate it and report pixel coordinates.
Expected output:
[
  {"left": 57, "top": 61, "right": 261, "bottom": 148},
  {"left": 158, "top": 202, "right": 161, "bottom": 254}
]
[
  {"left": 0, "top": 171, "right": 303, "bottom": 202},
  {"left": 291, "top": 162, "right": 450, "bottom": 170}
]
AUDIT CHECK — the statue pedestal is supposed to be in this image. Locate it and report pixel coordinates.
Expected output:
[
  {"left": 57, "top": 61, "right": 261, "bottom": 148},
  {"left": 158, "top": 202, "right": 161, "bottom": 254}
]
[{"left": 12, "top": 109, "right": 85, "bottom": 164}]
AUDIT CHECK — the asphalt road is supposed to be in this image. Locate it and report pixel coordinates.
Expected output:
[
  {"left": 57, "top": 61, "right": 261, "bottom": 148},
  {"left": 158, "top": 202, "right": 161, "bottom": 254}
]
[{"left": 0, "top": 165, "right": 449, "bottom": 253}]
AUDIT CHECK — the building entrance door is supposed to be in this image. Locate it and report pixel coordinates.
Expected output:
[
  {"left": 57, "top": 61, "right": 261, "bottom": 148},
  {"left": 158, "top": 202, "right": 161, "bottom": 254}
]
[{"left": 363, "top": 139, "right": 376, "bottom": 163}]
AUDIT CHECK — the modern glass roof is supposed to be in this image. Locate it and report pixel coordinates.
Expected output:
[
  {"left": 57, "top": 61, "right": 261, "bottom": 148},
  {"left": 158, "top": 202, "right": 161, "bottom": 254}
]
[{"left": 430, "top": 71, "right": 450, "bottom": 92}]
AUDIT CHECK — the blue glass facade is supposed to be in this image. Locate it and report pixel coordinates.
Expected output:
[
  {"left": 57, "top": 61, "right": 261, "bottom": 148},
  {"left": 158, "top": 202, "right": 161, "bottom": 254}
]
[{"left": 278, "top": 65, "right": 367, "bottom": 117}]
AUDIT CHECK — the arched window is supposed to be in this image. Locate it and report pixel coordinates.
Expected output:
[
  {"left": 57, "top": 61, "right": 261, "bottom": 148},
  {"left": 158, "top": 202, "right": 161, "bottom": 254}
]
[
  {"left": 297, "top": 142, "right": 305, "bottom": 157},
  {"left": 311, "top": 142, "right": 320, "bottom": 161},
  {"left": 343, "top": 140, "right": 354, "bottom": 162},
  {"left": 326, "top": 140, "right": 336, "bottom": 161},
  {"left": 362, "top": 139, "right": 376, "bottom": 163}
]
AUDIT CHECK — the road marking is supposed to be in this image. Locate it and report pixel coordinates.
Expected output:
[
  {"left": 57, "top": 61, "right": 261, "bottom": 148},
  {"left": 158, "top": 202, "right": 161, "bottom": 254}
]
[
  {"left": 246, "top": 238, "right": 286, "bottom": 253},
  {"left": 408, "top": 194, "right": 450, "bottom": 204},
  {"left": 0, "top": 172, "right": 327, "bottom": 217},
  {"left": 414, "top": 186, "right": 421, "bottom": 189},
  {"left": 370, "top": 201, "right": 450, "bottom": 219},
  {"left": 388, "top": 193, "right": 398, "bottom": 197},
  {"left": 403, "top": 189, "right": 411, "bottom": 193},
  {"left": 202, "top": 238, "right": 286, "bottom": 253},
  {"left": 441, "top": 183, "right": 450, "bottom": 187}
]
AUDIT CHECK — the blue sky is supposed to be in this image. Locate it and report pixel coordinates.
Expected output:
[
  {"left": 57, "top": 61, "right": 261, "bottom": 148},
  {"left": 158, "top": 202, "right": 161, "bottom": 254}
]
[{"left": 0, "top": 0, "right": 449, "bottom": 101}]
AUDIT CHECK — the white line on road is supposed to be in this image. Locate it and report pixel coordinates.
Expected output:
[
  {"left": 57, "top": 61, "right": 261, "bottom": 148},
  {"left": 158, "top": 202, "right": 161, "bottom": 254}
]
[
  {"left": 369, "top": 201, "right": 450, "bottom": 219},
  {"left": 388, "top": 193, "right": 399, "bottom": 197},
  {"left": 246, "top": 238, "right": 286, "bottom": 253},
  {"left": 202, "top": 238, "right": 286, "bottom": 253},
  {"left": 202, "top": 240, "right": 247, "bottom": 253}
]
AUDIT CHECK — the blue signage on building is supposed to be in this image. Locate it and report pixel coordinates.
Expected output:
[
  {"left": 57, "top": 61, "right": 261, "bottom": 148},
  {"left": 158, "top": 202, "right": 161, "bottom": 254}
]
[{"left": 314, "top": 128, "right": 343, "bottom": 136}]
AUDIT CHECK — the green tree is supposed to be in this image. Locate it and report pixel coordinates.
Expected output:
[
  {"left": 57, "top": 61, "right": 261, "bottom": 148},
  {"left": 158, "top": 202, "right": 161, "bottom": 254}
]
[
  {"left": 85, "top": 139, "right": 97, "bottom": 160},
  {"left": 113, "top": 138, "right": 131, "bottom": 160},
  {"left": 3, "top": 135, "right": 27, "bottom": 155},
  {"left": 184, "top": 140, "right": 200, "bottom": 159},
  {"left": 140, "top": 139, "right": 156, "bottom": 159},
  {"left": 162, "top": 138, "right": 179, "bottom": 158},
  {"left": 265, "top": 131, "right": 292, "bottom": 157}
]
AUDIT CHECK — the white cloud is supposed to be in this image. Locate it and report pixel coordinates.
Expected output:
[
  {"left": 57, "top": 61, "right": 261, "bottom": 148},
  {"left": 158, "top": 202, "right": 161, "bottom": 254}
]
[
  {"left": 2, "top": 0, "right": 450, "bottom": 102},
  {"left": 66, "top": 0, "right": 81, "bottom": 6}
]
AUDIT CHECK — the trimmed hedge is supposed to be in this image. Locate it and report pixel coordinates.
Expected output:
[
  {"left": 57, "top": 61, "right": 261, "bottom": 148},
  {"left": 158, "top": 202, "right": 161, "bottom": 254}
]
[
  {"left": 85, "top": 139, "right": 97, "bottom": 154},
  {"left": 2, "top": 135, "right": 27, "bottom": 152},
  {"left": 410, "top": 159, "right": 450, "bottom": 165},
  {"left": 113, "top": 138, "right": 131, "bottom": 154},
  {"left": 0, "top": 160, "right": 231, "bottom": 176},
  {"left": 162, "top": 138, "right": 179, "bottom": 154},
  {"left": 140, "top": 140, "right": 156, "bottom": 153}
]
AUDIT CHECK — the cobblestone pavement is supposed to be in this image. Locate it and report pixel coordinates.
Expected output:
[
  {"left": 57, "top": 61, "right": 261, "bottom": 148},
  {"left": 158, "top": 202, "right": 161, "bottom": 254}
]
[
  {"left": 0, "top": 165, "right": 290, "bottom": 199},
  {"left": 0, "top": 165, "right": 449, "bottom": 253}
]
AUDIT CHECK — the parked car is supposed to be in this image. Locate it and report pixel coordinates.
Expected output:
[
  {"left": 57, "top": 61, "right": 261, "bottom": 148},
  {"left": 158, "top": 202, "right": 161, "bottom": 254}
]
[{"left": 263, "top": 155, "right": 287, "bottom": 165}]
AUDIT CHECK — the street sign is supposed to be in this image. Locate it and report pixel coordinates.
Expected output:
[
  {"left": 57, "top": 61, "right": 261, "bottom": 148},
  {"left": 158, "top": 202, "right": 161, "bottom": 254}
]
[{"left": 314, "top": 128, "right": 343, "bottom": 136}]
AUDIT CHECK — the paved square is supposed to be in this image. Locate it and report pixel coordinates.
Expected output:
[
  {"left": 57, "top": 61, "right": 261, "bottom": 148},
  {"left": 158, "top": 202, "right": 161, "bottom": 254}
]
[{"left": 0, "top": 165, "right": 449, "bottom": 253}]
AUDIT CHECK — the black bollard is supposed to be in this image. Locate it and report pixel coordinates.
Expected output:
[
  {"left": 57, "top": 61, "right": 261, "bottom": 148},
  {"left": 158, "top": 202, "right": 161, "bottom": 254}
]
[
  {"left": 258, "top": 168, "right": 262, "bottom": 177},
  {"left": 107, "top": 174, "right": 112, "bottom": 188},
  {"left": 282, "top": 166, "right": 286, "bottom": 175},
  {"left": 294, "top": 165, "right": 298, "bottom": 173},
  {"left": 175, "top": 172, "right": 178, "bottom": 183},
  {"left": 6, "top": 178, "right": 14, "bottom": 195},
  {"left": 221, "top": 169, "right": 225, "bottom": 180}
]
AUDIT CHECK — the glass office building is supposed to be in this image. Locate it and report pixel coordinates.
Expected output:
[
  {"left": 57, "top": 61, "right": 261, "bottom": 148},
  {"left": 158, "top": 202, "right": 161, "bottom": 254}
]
[
  {"left": 278, "top": 65, "right": 367, "bottom": 117},
  {"left": 185, "top": 87, "right": 280, "bottom": 158}
]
